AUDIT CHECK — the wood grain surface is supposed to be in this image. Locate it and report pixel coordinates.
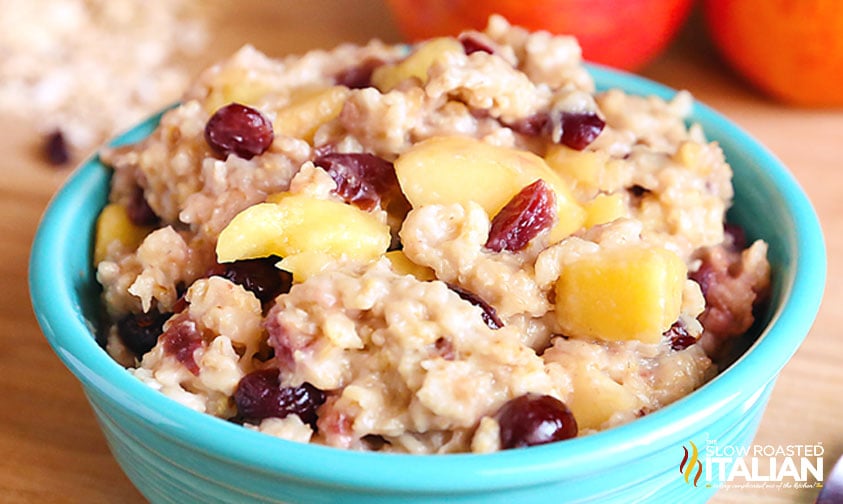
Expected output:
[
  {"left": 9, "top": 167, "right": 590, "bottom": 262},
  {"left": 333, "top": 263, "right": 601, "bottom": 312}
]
[{"left": 2, "top": 2, "right": 838, "bottom": 502}]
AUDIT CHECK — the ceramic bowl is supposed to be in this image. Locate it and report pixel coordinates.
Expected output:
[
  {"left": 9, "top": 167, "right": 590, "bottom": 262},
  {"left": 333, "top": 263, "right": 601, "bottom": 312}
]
[{"left": 30, "top": 66, "right": 826, "bottom": 503}]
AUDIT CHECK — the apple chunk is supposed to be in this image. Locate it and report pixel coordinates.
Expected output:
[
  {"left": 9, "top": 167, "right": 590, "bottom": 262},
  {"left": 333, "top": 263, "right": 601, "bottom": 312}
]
[
  {"left": 555, "top": 245, "right": 686, "bottom": 343},
  {"left": 544, "top": 144, "right": 608, "bottom": 193},
  {"left": 203, "top": 66, "right": 272, "bottom": 114},
  {"left": 393, "top": 136, "right": 585, "bottom": 243},
  {"left": 372, "top": 37, "right": 463, "bottom": 92},
  {"left": 273, "top": 86, "right": 350, "bottom": 142},
  {"left": 384, "top": 250, "right": 435, "bottom": 281},
  {"left": 568, "top": 364, "right": 640, "bottom": 430},
  {"left": 216, "top": 194, "right": 390, "bottom": 263},
  {"left": 583, "top": 193, "right": 627, "bottom": 229},
  {"left": 94, "top": 203, "right": 153, "bottom": 264}
]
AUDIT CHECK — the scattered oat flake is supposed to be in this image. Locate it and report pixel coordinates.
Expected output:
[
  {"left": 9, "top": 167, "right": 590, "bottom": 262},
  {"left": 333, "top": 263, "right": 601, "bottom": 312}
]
[{"left": 0, "top": 0, "right": 210, "bottom": 162}]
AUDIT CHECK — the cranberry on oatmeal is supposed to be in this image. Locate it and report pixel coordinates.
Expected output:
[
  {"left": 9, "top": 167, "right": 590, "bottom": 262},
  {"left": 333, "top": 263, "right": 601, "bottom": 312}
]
[{"left": 93, "top": 15, "right": 770, "bottom": 454}]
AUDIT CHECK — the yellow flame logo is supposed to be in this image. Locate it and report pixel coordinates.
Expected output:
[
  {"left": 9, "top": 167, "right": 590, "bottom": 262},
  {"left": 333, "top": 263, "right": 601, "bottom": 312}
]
[{"left": 680, "top": 441, "right": 703, "bottom": 486}]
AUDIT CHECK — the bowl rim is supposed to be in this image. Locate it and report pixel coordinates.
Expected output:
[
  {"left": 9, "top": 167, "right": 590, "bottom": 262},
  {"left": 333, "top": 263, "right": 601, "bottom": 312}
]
[{"left": 29, "top": 64, "right": 826, "bottom": 493}]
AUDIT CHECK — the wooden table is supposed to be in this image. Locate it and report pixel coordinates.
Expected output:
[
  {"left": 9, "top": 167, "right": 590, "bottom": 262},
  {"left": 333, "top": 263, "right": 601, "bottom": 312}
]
[{"left": 1, "top": 2, "right": 838, "bottom": 502}]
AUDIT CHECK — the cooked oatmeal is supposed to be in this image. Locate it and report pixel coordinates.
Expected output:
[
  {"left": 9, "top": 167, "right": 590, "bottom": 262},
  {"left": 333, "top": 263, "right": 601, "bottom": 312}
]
[{"left": 95, "top": 15, "right": 770, "bottom": 454}]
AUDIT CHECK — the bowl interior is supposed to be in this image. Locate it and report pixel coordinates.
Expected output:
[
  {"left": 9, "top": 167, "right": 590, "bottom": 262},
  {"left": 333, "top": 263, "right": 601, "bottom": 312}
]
[{"left": 29, "top": 66, "right": 826, "bottom": 493}]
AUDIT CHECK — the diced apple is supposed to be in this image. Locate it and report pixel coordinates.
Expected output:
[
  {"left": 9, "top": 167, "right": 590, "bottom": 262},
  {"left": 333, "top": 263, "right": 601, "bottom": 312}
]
[
  {"left": 583, "top": 193, "right": 627, "bottom": 228},
  {"left": 93, "top": 203, "right": 153, "bottom": 264},
  {"left": 276, "top": 250, "right": 336, "bottom": 283},
  {"left": 216, "top": 194, "right": 390, "bottom": 263},
  {"left": 394, "top": 136, "right": 586, "bottom": 243},
  {"left": 204, "top": 66, "right": 273, "bottom": 113},
  {"left": 673, "top": 141, "right": 714, "bottom": 176},
  {"left": 273, "top": 86, "right": 351, "bottom": 142},
  {"left": 568, "top": 363, "right": 640, "bottom": 430},
  {"left": 384, "top": 250, "right": 435, "bottom": 281},
  {"left": 264, "top": 192, "right": 289, "bottom": 204},
  {"left": 372, "top": 37, "right": 464, "bottom": 92},
  {"left": 554, "top": 245, "right": 687, "bottom": 343},
  {"left": 544, "top": 144, "right": 609, "bottom": 193}
]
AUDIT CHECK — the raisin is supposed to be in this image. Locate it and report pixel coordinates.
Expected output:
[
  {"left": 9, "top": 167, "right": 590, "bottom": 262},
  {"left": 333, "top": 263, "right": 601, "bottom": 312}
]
[
  {"left": 205, "top": 103, "right": 274, "bottom": 160},
  {"left": 508, "top": 112, "right": 551, "bottom": 137},
  {"left": 361, "top": 434, "right": 390, "bottom": 451},
  {"left": 486, "top": 179, "right": 556, "bottom": 252},
  {"left": 313, "top": 152, "right": 400, "bottom": 211},
  {"left": 234, "top": 368, "right": 326, "bottom": 426},
  {"left": 126, "top": 185, "right": 160, "bottom": 226},
  {"left": 335, "top": 58, "right": 383, "bottom": 89},
  {"left": 43, "top": 130, "right": 70, "bottom": 166},
  {"left": 447, "top": 284, "right": 503, "bottom": 330},
  {"left": 212, "top": 256, "right": 292, "bottom": 304},
  {"left": 497, "top": 393, "right": 578, "bottom": 449},
  {"left": 559, "top": 111, "right": 605, "bottom": 150},
  {"left": 629, "top": 184, "right": 650, "bottom": 198},
  {"left": 116, "top": 309, "right": 170, "bottom": 357}
]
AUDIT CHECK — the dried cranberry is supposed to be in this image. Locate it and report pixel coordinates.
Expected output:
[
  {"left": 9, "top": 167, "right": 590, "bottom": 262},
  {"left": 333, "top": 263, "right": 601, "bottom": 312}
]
[
  {"left": 171, "top": 294, "right": 189, "bottom": 314},
  {"left": 433, "top": 337, "right": 455, "bottom": 360},
  {"left": 508, "top": 112, "right": 552, "bottom": 137},
  {"left": 335, "top": 58, "right": 383, "bottom": 89},
  {"left": 690, "top": 245, "right": 769, "bottom": 350},
  {"left": 665, "top": 321, "right": 697, "bottom": 351},
  {"left": 43, "top": 130, "right": 70, "bottom": 166},
  {"left": 313, "top": 152, "right": 400, "bottom": 211},
  {"left": 724, "top": 222, "right": 747, "bottom": 251},
  {"left": 213, "top": 256, "right": 292, "bottom": 304},
  {"left": 312, "top": 143, "right": 335, "bottom": 159},
  {"left": 361, "top": 434, "right": 390, "bottom": 451},
  {"left": 689, "top": 261, "right": 716, "bottom": 298},
  {"left": 459, "top": 34, "right": 494, "bottom": 55},
  {"left": 126, "top": 185, "right": 160, "bottom": 226},
  {"left": 168, "top": 282, "right": 190, "bottom": 313},
  {"left": 234, "top": 368, "right": 326, "bottom": 426},
  {"left": 497, "top": 393, "right": 578, "bottom": 449},
  {"left": 486, "top": 180, "right": 556, "bottom": 252},
  {"left": 205, "top": 103, "right": 274, "bottom": 160},
  {"left": 559, "top": 111, "right": 605, "bottom": 150},
  {"left": 264, "top": 315, "right": 296, "bottom": 370},
  {"left": 116, "top": 309, "right": 171, "bottom": 357},
  {"left": 447, "top": 284, "right": 503, "bottom": 330},
  {"left": 161, "top": 314, "right": 203, "bottom": 375}
]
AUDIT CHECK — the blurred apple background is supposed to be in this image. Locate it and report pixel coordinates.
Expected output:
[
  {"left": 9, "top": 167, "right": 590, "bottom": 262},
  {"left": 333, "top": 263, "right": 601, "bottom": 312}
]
[
  {"left": 2, "top": 0, "right": 840, "bottom": 169},
  {"left": 384, "top": 0, "right": 843, "bottom": 107},
  {"left": 384, "top": 0, "right": 696, "bottom": 71}
]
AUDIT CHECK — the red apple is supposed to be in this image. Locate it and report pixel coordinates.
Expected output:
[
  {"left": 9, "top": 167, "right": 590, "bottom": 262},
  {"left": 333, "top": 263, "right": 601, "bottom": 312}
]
[
  {"left": 384, "top": 0, "right": 695, "bottom": 71},
  {"left": 703, "top": 0, "right": 843, "bottom": 106}
]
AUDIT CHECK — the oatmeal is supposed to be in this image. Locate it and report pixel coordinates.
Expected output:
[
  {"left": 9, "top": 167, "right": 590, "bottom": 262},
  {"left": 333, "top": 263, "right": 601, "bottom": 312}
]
[{"left": 94, "top": 15, "right": 770, "bottom": 454}]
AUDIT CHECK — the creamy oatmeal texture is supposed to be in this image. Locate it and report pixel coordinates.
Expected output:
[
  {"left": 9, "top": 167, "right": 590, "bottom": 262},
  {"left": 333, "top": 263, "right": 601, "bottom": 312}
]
[{"left": 95, "top": 16, "right": 770, "bottom": 454}]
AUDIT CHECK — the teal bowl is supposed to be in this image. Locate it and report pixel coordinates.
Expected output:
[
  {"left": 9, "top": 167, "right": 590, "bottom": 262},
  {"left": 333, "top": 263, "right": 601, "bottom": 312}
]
[{"left": 30, "top": 66, "right": 825, "bottom": 503}]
